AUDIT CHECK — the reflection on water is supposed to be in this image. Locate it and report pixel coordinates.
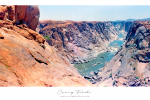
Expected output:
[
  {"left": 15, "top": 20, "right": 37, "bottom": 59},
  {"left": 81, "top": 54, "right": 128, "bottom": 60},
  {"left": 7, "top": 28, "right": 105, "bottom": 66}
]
[{"left": 74, "top": 33, "right": 125, "bottom": 76}]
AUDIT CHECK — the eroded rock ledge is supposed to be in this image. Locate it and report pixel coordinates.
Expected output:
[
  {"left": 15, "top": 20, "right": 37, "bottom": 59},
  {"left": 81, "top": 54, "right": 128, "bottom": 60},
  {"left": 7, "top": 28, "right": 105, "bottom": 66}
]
[{"left": 0, "top": 5, "right": 92, "bottom": 87}]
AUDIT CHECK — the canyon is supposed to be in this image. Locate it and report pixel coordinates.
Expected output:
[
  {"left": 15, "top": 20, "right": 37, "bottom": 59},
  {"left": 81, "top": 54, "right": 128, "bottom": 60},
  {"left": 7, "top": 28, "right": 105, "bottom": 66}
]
[
  {"left": 37, "top": 20, "right": 133, "bottom": 64},
  {"left": 1, "top": 5, "right": 150, "bottom": 87},
  {"left": 89, "top": 21, "right": 150, "bottom": 87},
  {"left": 37, "top": 19, "right": 150, "bottom": 87}
]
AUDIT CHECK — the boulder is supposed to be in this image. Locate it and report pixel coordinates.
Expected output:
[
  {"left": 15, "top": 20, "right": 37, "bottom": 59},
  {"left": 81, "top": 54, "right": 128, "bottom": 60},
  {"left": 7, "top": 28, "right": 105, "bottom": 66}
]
[
  {"left": 15, "top": 5, "right": 40, "bottom": 31},
  {"left": 84, "top": 76, "right": 91, "bottom": 79},
  {"left": 0, "top": 6, "right": 7, "bottom": 20},
  {"left": 94, "top": 71, "right": 98, "bottom": 75},
  {"left": 135, "top": 26, "right": 147, "bottom": 35},
  {"left": 0, "top": 5, "right": 40, "bottom": 31}
]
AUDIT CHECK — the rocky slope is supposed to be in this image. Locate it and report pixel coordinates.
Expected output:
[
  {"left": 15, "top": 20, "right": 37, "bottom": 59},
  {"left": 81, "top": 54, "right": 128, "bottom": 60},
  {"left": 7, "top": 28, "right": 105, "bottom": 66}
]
[
  {"left": 112, "top": 21, "right": 133, "bottom": 32},
  {"left": 0, "top": 5, "right": 92, "bottom": 87},
  {"left": 91, "top": 21, "right": 150, "bottom": 87},
  {"left": 0, "top": 5, "right": 39, "bottom": 31},
  {"left": 37, "top": 20, "right": 119, "bottom": 64}
]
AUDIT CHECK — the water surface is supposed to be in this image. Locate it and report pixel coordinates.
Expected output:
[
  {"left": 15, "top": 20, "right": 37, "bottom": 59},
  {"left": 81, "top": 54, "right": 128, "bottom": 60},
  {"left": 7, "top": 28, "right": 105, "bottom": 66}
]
[{"left": 74, "top": 33, "right": 125, "bottom": 76}]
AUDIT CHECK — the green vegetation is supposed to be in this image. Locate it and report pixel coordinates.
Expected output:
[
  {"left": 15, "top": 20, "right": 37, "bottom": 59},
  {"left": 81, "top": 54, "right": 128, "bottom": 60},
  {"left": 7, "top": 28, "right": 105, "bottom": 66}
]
[
  {"left": 131, "top": 55, "right": 134, "bottom": 58},
  {"left": 130, "top": 63, "right": 132, "bottom": 66},
  {"left": 133, "top": 50, "right": 134, "bottom": 53},
  {"left": 44, "top": 35, "right": 50, "bottom": 40},
  {"left": 117, "top": 76, "right": 119, "bottom": 79},
  {"left": 113, "top": 81, "right": 115, "bottom": 86},
  {"left": 129, "top": 44, "right": 135, "bottom": 47},
  {"left": 135, "top": 77, "right": 139, "bottom": 79},
  {"left": 5, "top": 65, "right": 9, "bottom": 68},
  {"left": 145, "top": 82, "right": 147, "bottom": 84},
  {"left": 109, "top": 73, "right": 112, "bottom": 78},
  {"left": 144, "top": 78, "right": 146, "bottom": 81},
  {"left": 118, "top": 70, "right": 120, "bottom": 74},
  {"left": 133, "top": 67, "right": 136, "bottom": 70},
  {"left": 135, "top": 49, "right": 138, "bottom": 52},
  {"left": 120, "top": 54, "right": 124, "bottom": 56},
  {"left": 124, "top": 77, "right": 127, "bottom": 79}
]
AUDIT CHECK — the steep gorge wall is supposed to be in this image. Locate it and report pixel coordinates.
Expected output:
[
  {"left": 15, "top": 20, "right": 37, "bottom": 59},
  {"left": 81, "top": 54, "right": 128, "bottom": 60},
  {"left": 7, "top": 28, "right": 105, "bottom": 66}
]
[
  {"left": 37, "top": 20, "right": 119, "bottom": 63},
  {"left": 112, "top": 21, "right": 133, "bottom": 32},
  {"left": 96, "top": 21, "right": 150, "bottom": 87},
  {"left": 0, "top": 5, "right": 40, "bottom": 30}
]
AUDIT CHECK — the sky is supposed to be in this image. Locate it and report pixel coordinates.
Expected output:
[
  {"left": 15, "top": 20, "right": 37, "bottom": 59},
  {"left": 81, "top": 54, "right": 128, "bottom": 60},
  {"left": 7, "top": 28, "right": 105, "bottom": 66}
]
[{"left": 39, "top": 5, "right": 150, "bottom": 21}]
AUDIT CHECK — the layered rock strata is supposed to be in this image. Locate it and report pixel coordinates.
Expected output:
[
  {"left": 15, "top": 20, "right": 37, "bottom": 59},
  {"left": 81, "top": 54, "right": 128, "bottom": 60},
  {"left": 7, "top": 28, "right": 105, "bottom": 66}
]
[
  {"left": 94, "top": 21, "right": 150, "bottom": 87},
  {"left": 37, "top": 20, "right": 119, "bottom": 64},
  {"left": 112, "top": 21, "right": 133, "bottom": 32}
]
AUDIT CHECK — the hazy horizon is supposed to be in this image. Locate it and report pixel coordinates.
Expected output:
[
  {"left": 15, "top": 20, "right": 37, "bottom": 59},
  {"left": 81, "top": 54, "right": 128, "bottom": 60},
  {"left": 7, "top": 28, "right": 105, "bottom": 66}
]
[{"left": 39, "top": 5, "right": 150, "bottom": 21}]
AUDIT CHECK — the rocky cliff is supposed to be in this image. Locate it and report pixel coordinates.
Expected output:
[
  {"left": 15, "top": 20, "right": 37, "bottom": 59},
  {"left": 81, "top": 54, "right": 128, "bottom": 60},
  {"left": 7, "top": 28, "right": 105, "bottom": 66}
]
[
  {"left": 0, "top": 5, "right": 92, "bottom": 87},
  {"left": 37, "top": 20, "right": 119, "bottom": 64},
  {"left": 112, "top": 21, "right": 133, "bottom": 32},
  {"left": 94, "top": 21, "right": 150, "bottom": 87},
  {"left": 0, "top": 5, "right": 39, "bottom": 31}
]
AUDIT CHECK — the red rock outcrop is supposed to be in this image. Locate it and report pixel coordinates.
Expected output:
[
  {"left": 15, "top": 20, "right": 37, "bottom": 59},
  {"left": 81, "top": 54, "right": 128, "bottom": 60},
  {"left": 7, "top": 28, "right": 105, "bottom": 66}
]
[
  {"left": 0, "top": 20, "right": 45, "bottom": 44},
  {"left": 0, "top": 5, "right": 92, "bottom": 87},
  {"left": 0, "top": 5, "right": 39, "bottom": 31},
  {"left": 0, "top": 6, "right": 8, "bottom": 20}
]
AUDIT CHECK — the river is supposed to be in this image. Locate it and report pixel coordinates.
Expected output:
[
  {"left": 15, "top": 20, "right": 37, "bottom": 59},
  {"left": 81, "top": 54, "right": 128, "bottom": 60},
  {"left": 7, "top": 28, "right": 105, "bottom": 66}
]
[{"left": 74, "top": 33, "right": 125, "bottom": 76}]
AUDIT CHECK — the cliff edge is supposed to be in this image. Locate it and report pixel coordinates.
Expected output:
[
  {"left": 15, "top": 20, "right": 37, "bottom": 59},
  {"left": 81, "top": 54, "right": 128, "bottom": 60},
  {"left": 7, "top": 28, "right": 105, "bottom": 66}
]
[{"left": 0, "top": 5, "right": 92, "bottom": 87}]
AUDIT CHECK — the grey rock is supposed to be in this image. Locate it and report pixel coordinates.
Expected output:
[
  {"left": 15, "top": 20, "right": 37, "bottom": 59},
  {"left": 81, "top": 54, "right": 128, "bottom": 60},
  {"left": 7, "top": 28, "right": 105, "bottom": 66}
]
[
  {"left": 128, "top": 81, "right": 136, "bottom": 86},
  {"left": 136, "top": 26, "right": 147, "bottom": 35},
  {"left": 92, "top": 76, "right": 97, "bottom": 80},
  {"left": 90, "top": 71, "right": 95, "bottom": 76},
  {"left": 84, "top": 76, "right": 91, "bottom": 79},
  {"left": 94, "top": 71, "right": 98, "bottom": 75}
]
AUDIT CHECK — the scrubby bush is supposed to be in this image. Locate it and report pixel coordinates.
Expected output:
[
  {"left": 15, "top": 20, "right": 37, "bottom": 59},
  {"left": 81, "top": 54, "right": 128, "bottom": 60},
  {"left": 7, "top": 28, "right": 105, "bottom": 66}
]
[
  {"left": 117, "top": 76, "right": 119, "bottom": 79},
  {"left": 109, "top": 73, "right": 112, "bottom": 78},
  {"left": 44, "top": 35, "right": 50, "bottom": 40},
  {"left": 133, "top": 67, "right": 136, "bottom": 70},
  {"left": 5, "top": 65, "right": 9, "bottom": 68},
  {"left": 120, "top": 54, "right": 124, "bottom": 56},
  {"left": 135, "top": 77, "right": 139, "bottom": 79},
  {"left": 113, "top": 81, "right": 115, "bottom": 86}
]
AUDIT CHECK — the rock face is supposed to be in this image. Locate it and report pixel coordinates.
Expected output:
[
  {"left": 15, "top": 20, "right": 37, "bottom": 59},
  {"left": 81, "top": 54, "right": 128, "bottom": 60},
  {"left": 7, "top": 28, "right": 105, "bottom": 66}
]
[
  {"left": 112, "top": 21, "right": 133, "bottom": 32},
  {"left": 0, "top": 5, "right": 39, "bottom": 31},
  {"left": 37, "top": 20, "right": 119, "bottom": 64},
  {"left": 96, "top": 21, "right": 150, "bottom": 87},
  {"left": 0, "top": 6, "right": 92, "bottom": 87}
]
